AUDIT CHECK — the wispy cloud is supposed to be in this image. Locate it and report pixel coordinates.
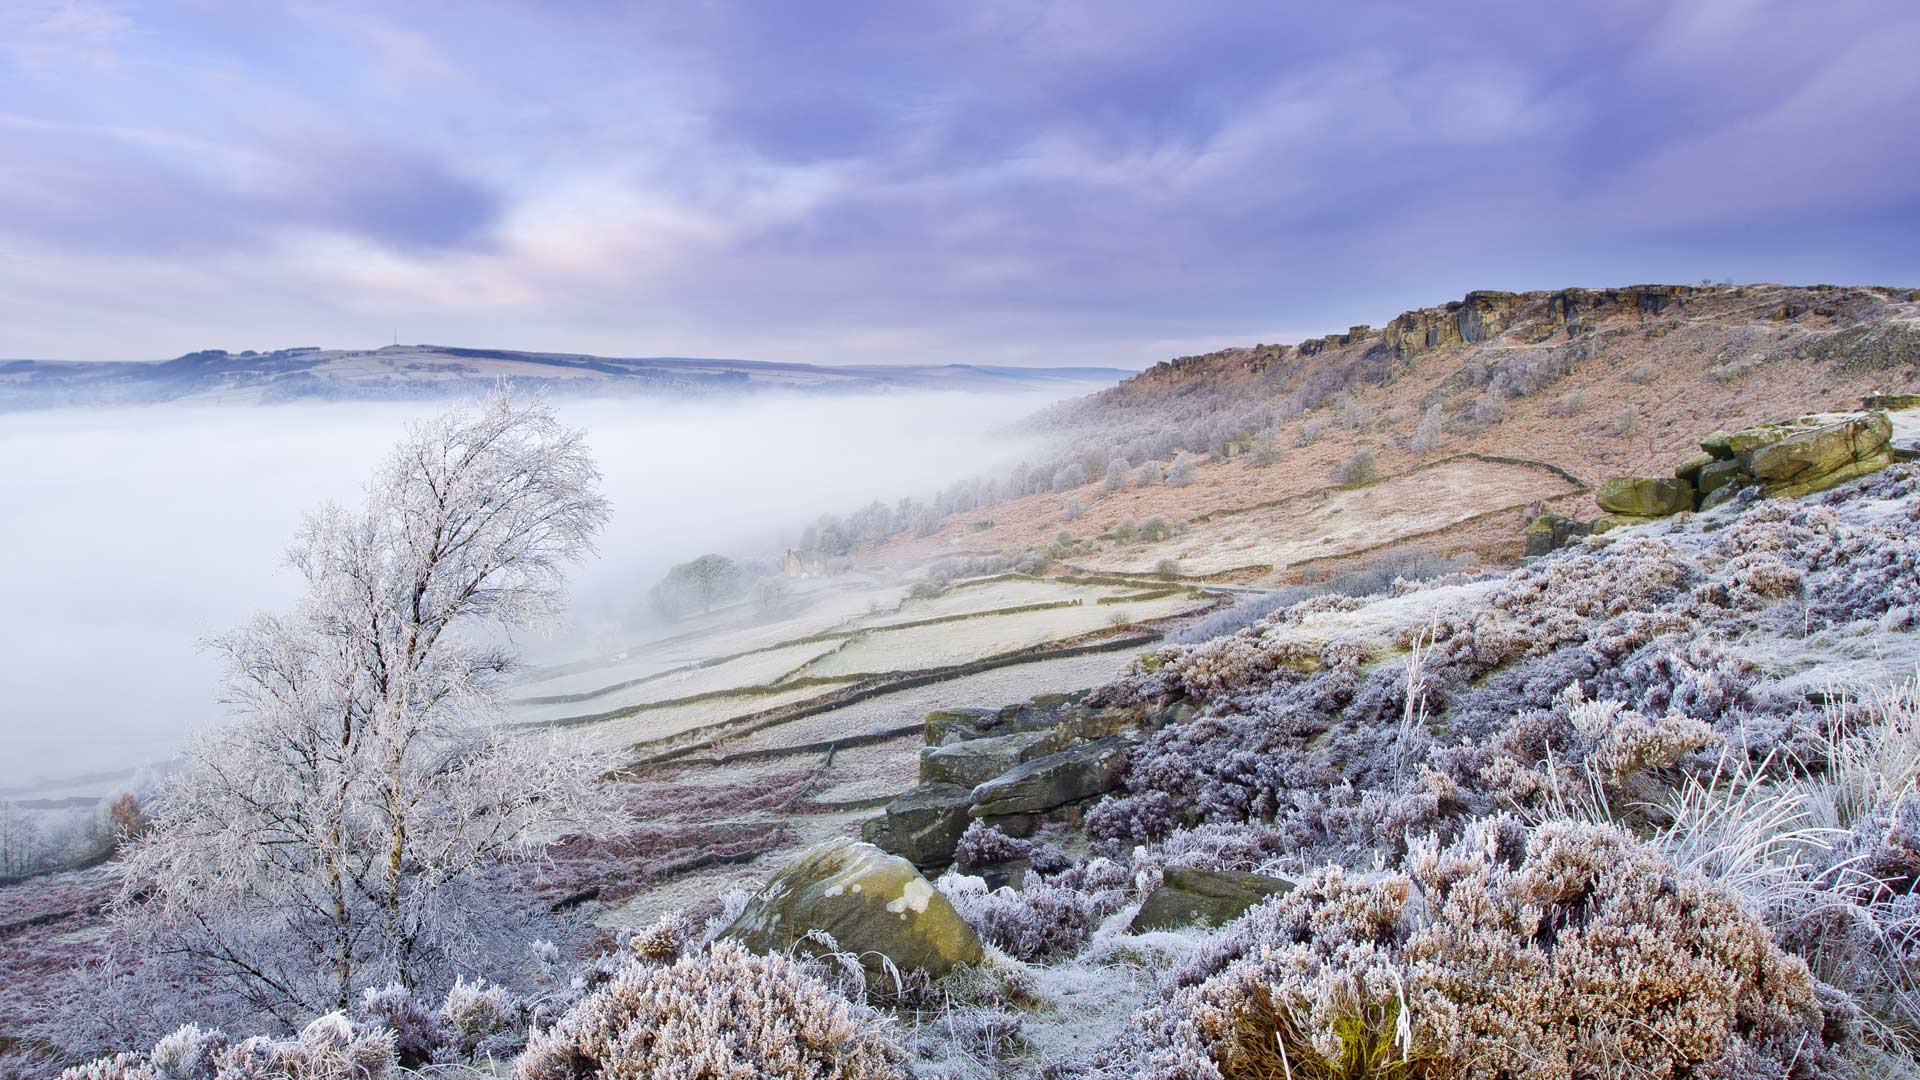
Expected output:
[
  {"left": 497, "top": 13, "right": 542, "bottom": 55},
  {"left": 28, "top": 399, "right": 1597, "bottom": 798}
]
[{"left": 1, "top": 0, "right": 1917, "bottom": 365}]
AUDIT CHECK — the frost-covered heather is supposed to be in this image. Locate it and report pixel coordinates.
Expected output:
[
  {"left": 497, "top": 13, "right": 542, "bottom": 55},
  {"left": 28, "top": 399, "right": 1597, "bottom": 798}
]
[
  {"left": 1063, "top": 819, "right": 1833, "bottom": 1080},
  {"left": 516, "top": 939, "right": 908, "bottom": 1080},
  {"left": 59, "top": 1014, "right": 397, "bottom": 1080},
  {"left": 1085, "top": 467, "right": 1920, "bottom": 871}
]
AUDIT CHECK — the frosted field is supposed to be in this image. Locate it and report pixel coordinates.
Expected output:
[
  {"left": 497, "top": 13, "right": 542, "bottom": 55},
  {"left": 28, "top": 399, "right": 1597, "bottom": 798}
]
[
  {"left": 1078, "top": 457, "right": 1578, "bottom": 576},
  {"left": 513, "top": 575, "right": 911, "bottom": 697},
  {"left": 557, "top": 682, "right": 859, "bottom": 757},
  {"left": 511, "top": 573, "right": 1212, "bottom": 763},
  {"left": 710, "top": 646, "right": 1148, "bottom": 759},
  {"left": 800, "top": 592, "right": 1207, "bottom": 679},
  {"left": 511, "top": 639, "right": 846, "bottom": 726}
]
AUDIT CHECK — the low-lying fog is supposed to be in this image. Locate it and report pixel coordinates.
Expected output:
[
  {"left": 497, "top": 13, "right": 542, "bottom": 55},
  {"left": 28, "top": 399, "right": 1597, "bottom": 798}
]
[{"left": 0, "top": 389, "right": 1071, "bottom": 791}]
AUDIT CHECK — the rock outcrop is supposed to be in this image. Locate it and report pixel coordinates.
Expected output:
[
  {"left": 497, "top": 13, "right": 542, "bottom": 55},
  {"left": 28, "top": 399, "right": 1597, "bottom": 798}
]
[
  {"left": 1584, "top": 404, "right": 1902, "bottom": 532},
  {"left": 1524, "top": 513, "right": 1593, "bottom": 556},
  {"left": 919, "top": 729, "right": 1060, "bottom": 788},
  {"left": 721, "top": 838, "right": 983, "bottom": 977},
  {"left": 866, "top": 692, "right": 1183, "bottom": 869}
]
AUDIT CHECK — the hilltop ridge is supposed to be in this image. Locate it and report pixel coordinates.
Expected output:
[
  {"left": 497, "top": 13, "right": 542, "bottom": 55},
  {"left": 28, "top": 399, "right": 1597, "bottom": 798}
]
[{"left": 822, "top": 282, "right": 1918, "bottom": 577}]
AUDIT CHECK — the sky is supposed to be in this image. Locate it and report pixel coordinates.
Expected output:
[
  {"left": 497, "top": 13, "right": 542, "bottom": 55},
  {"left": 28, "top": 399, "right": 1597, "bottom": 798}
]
[{"left": 2, "top": 0, "right": 1918, "bottom": 368}]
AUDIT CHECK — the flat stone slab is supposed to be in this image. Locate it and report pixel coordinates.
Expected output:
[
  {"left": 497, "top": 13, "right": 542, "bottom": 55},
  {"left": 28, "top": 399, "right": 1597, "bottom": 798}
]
[
  {"left": 920, "top": 729, "right": 1060, "bottom": 788},
  {"left": 968, "top": 736, "right": 1131, "bottom": 818},
  {"left": 1130, "top": 867, "right": 1297, "bottom": 932}
]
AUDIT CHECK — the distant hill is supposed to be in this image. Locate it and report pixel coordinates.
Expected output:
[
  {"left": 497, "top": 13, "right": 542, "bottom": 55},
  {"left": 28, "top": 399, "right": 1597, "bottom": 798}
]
[{"left": 0, "top": 344, "right": 1133, "bottom": 410}]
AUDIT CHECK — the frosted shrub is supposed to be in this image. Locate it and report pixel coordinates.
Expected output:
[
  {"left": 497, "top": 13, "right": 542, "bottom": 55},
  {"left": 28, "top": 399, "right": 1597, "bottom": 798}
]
[
  {"left": 440, "top": 977, "right": 528, "bottom": 1062},
  {"left": 1409, "top": 403, "right": 1446, "bottom": 454},
  {"left": 219, "top": 1015, "right": 396, "bottom": 1080},
  {"left": 937, "top": 858, "right": 1134, "bottom": 962},
  {"left": 1334, "top": 449, "right": 1379, "bottom": 486},
  {"left": 353, "top": 984, "right": 444, "bottom": 1067},
  {"left": 58, "top": 1055, "right": 160, "bottom": 1080},
  {"left": 514, "top": 940, "right": 907, "bottom": 1080},
  {"left": 60, "top": 1016, "right": 396, "bottom": 1080},
  {"left": 952, "top": 821, "right": 1072, "bottom": 875},
  {"left": 1085, "top": 820, "right": 1834, "bottom": 1080},
  {"left": 134, "top": 1025, "right": 225, "bottom": 1080},
  {"left": 58, "top": 1025, "right": 228, "bottom": 1080}
]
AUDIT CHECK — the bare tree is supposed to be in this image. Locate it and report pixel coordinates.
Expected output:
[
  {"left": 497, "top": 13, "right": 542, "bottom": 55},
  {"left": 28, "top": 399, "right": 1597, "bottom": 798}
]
[{"left": 114, "top": 391, "right": 624, "bottom": 1028}]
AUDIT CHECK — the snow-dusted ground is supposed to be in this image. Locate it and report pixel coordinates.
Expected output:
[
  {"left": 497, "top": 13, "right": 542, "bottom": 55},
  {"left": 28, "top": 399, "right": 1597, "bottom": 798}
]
[{"left": 1076, "top": 456, "right": 1577, "bottom": 576}]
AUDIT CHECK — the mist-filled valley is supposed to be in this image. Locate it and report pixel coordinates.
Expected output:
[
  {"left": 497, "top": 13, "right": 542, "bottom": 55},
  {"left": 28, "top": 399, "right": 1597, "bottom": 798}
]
[{"left": 0, "top": 389, "right": 1070, "bottom": 791}]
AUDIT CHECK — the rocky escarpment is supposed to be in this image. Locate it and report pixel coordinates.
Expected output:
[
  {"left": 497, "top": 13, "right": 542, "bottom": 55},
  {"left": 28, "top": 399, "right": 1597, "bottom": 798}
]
[{"left": 1118, "top": 282, "right": 1920, "bottom": 397}]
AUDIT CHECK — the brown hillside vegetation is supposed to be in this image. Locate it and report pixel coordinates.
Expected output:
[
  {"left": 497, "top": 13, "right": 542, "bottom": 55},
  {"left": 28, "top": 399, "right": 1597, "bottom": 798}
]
[{"left": 867, "top": 283, "right": 1919, "bottom": 578}]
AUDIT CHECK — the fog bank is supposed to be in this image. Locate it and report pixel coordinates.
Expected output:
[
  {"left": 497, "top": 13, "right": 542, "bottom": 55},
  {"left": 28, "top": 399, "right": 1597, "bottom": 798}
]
[{"left": 0, "top": 389, "right": 1069, "bottom": 788}]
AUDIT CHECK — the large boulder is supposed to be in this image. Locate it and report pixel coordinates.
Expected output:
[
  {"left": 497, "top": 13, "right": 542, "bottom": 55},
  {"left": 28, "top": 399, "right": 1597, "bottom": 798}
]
[
  {"left": 920, "top": 729, "right": 1060, "bottom": 788},
  {"left": 1740, "top": 413, "right": 1893, "bottom": 497},
  {"left": 862, "top": 783, "right": 972, "bottom": 868},
  {"left": 1596, "top": 476, "right": 1693, "bottom": 517},
  {"left": 968, "top": 736, "right": 1132, "bottom": 818},
  {"left": 722, "top": 838, "right": 983, "bottom": 977},
  {"left": 1130, "top": 867, "right": 1297, "bottom": 932}
]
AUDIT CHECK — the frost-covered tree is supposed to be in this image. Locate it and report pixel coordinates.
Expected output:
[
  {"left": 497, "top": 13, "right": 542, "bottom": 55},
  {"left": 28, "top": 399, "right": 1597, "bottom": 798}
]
[
  {"left": 113, "top": 392, "right": 624, "bottom": 1029},
  {"left": 1410, "top": 401, "right": 1446, "bottom": 454},
  {"left": 649, "top": 553, "right": 746, "bottom": 618},
  {"left": 1166, "top": 456, "right": 1197, "bottom": 487}
]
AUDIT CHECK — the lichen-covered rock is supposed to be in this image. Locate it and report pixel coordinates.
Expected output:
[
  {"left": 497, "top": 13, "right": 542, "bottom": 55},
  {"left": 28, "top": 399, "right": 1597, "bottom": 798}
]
[
  {"left": 1524, "top": 514, "right": 1591, "bottom": 556},
  {"left": 1672, "top": 451, "right": 1716, "bottom": 485},
  {"left": 722, "top": 838, "right": 983, "bottom": 977},
  {"left": 1590, "top": 512, "right": 1663, "bottom": 534},
  {"left": 1740, "top": 412, "right": 1893, "bottom": 496},
  {"left": 969, "top": 736, "right": 1133, "bottom": 818},
  {"left": 1596, "top": 475, "right": 1693, "bottom": 517},
  {"left": 924, "top": 707, "right": 997, "bottom": 746},
  {"left": 1130, "top": 867, "right": 1297, "bottom": 932},
  {"left": 920, "top": 729, "right": 1060, "bottom": 788},
  {"left": 863, "top": 783, "right": 972, "bottom": 868},
  {"left": 1695, "top": 457, "right": 1748, "bottom": 501}
]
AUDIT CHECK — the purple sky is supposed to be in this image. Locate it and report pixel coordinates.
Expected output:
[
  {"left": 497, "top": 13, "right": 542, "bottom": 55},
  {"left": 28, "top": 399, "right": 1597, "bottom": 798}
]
[{"left": 3, "top": 1, "right": 1918, "bottom": 367}]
